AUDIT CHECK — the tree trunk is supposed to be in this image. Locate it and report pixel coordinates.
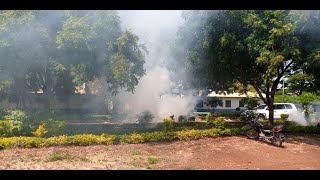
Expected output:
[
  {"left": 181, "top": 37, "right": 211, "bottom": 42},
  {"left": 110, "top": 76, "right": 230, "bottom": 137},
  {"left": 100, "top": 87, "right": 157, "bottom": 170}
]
[{"left": 268, "top": 103, "right": 274, "bottom": 125}]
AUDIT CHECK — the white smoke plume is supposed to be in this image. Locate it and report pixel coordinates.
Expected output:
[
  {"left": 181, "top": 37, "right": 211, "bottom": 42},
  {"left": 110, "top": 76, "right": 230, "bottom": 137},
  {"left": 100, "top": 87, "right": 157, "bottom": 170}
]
[{"left": 116, "top": 10, "right": 198, "bottom": 123}]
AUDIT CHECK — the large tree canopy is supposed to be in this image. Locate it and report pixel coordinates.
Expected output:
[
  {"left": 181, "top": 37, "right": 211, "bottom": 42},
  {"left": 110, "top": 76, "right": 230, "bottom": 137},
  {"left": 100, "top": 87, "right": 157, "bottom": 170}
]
[
  {"left": 0, "top": 10, "right": 146, "bottom": 109},
  {"left": 180, "top": 10, "right": 320, "bottom": 124}
]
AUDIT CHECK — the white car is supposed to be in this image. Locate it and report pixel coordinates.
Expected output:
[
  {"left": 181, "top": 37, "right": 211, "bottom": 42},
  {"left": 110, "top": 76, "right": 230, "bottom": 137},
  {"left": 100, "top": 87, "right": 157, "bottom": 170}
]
[{"left": 255, "top": 103, "right": 302, "bottom": 119}]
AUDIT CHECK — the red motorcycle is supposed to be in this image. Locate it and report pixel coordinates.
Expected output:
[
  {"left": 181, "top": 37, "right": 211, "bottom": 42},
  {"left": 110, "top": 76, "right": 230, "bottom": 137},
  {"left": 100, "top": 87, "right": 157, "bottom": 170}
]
[{"left": 242, "top": 111, "right": 285, "bottom": 147}]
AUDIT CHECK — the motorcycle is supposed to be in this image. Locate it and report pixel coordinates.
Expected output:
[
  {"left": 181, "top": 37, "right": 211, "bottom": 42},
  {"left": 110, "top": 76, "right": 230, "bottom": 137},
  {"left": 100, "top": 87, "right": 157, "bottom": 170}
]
[{"left": 242, "top": 110, "right": 285, "bottom": 147}]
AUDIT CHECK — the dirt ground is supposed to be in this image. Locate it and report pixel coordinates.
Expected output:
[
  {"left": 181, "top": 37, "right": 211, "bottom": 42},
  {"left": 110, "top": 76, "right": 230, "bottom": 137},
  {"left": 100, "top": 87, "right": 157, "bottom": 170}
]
[{"left": 0, "top": 134, "right": 319, "bottom": 170}]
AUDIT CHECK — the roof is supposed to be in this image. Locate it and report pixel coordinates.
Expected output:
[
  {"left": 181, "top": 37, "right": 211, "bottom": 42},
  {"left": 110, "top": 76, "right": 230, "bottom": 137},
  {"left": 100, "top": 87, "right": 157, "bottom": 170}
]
[{"left": 207, "top": 91, "right": 265, "bottom": 98}]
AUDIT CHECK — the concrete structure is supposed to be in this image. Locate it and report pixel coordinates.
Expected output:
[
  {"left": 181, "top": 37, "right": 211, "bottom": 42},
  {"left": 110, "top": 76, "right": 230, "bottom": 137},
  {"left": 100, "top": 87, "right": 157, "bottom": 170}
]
[{"left": 196, "top": 91, "right": 265, "bottom": 113}]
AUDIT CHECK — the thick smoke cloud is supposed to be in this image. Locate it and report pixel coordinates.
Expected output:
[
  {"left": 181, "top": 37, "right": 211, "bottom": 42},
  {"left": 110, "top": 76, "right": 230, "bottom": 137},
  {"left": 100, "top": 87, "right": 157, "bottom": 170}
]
[{"left": 117, "top": 10, "right": 198, "bottom": 122}]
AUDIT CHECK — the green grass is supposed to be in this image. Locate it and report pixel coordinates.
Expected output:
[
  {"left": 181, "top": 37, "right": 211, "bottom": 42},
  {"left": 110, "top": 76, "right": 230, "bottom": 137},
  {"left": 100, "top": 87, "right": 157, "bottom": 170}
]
[
  {"left": 132, "top": 150, "right": 141, "bottom": 155},
  {"left": 79, "top": 156, "right": 89, "bottom": 162},
  {"left": 148, "top": 156, "right": 159, "bottom": 164},
  {"left": 48, "top": 152, "right": 73, "bottom": 162}
]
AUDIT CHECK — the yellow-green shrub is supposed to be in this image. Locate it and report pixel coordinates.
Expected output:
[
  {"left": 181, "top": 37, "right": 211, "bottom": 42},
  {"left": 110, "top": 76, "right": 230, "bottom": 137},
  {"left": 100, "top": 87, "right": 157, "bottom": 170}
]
[
  {"left": 175, "top": 128, "right": 219, "bottom": 141},
  {"left": 214, "top": 117, "right": 225, "bottom": 130},
  {"left": 32, "top": 124, "right": 48, "bottom": 137},
  {"left": 205, "top": 114, "right": 214, "bottom": 127},
  {"left": 0, "top": 120, "right": 14, "bottom": 137},
  {"left": 163, "top": 118, "right": 174, "bottom": 132},
  {"left": 68, "top": 134, "right": 112, "bottom": 146},
  {"left": 143, "top": 131, "right": 174, "bottom": 142},
  {"left": 119, "top": 133, "right": 145, "bottom": 144}
]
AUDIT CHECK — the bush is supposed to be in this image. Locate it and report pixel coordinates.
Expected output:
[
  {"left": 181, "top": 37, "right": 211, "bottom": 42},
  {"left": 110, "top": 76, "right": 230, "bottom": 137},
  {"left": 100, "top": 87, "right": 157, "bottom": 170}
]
[
  {"left": 280, "top": 114, "right": 289, "bottom": 121},
  {"left": 216, "top": 112, "right": 241, "bottom": 118},
  {"left": 32, "top": 124, "right": 48, "bottom": 137},
  {"left": 178, "top": 115, "right": 187, "bottom": 122},
  {"left": 44, "top": 119, "right": 65, "bottom": 136},
  {"left": 163, "top": 118, "right": 174, "bottom": 132},
  {"left": 0, "top": 120, "right": 14, "bottom": 137},
  {"left": 119, "top": 133, "right": 145, "bottom": 144},
  {"left": 239, "top": 114, "right": 247, "bottom": 124},
  {"left": 235, "top": 107, "right": 241, "bottom": 111},
  {"left": 136, "top": 110, "right": 154, "bottom": 126},
  {"left": 213, "top": 117, "right": 225, "bottom": 130},
  {"left": 2, "top": 109, "right": 39, "bottom": 136},
  {"left": 205, "top": 114, "right": 214, "bottom": 127},
  {"left": 174, "top": 128, "right": 221, "bottom": 140}
]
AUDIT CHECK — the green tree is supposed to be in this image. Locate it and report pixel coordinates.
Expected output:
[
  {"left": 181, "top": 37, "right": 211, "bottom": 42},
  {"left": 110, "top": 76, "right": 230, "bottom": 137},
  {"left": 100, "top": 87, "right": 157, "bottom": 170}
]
[{"left": 182, "top": 10, "right": 317, "bottom": 125}]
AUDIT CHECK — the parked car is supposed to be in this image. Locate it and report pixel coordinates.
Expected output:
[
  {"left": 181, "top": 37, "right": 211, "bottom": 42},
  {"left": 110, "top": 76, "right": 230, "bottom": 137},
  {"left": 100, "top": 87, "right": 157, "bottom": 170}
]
[{"left": 255, "top": 103, "right": 302, "bottom": 119}]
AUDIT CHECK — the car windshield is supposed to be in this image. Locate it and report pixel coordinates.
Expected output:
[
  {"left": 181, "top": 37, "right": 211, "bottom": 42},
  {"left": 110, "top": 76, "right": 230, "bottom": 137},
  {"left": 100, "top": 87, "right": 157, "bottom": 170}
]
[{"left": 257, "top": 105, "right": 267, "bottom": 109}]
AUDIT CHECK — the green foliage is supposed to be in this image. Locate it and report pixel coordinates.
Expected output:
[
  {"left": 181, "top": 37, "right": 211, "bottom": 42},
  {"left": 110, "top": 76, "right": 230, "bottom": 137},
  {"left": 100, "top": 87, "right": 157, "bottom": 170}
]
[
  {"left": 132, "top": 150, "right": 141, "bottom": 155},
  {"left": 163, "top": 118, "right": 174, "bottom": 132},
  {"left": 136, "top": 111, "right": 154, "bottom": 126},
  {"left": 178, "top": 115, "right": 187, "bottom": 122},
  {"left": 119, "top": 133, "right": 145, "bottom": 144},
  {"left": 43, "top": 119, "right": 65, "bottom": 136},
  {"left": 229, "top": 127, "right": 245, "bottom": 135},
  {"left": 275, "top": 93, "right": 320, "bottom": 106},
  {"left": 213, "top": 117, "right": 225, "bottom": 130},
  {"left": 0, "top": 10, "right": 146, "bottom": 109},
  {"left": 32, "top": 124, "right": 48, "bottom": 137},
  {"left": 280, "top": 114, "right": 289, "bottom": 121},
  {"left": 68, "top": 134, "right": 115, "bottom": 146},
  {"left": 48, "top": 153, "right": 73, "bottom": 162},
  {"left": 283, "top": 125, "right": 320, "bottom": 133},
  {"left": 215, "top": 112, "right": 241, "bottom": 118},
  {"left": 239, "top": 114, "right": 247, "bottom": 124},
  {"left": 0, "top": 120, "right": 14, "bottom": 137},
  {"left": 148, "top": 156, "right": 159, "bottom": 164},
  {"left": 205, "top": 114, "right": 214, "bottom": 127},
  {"left": 178, "top": 10, "right": 320, "bottom": 125},
  {"left": 240, "top": 97, "right": 259, "bottom": 110},
  {"left": 235, "top": 107, "right": 241, "bottom": 111}
]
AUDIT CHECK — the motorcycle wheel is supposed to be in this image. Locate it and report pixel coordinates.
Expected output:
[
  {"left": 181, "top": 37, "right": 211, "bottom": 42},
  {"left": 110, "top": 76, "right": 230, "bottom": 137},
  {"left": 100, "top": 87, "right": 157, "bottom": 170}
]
[
  {"left": 246, "top": 129, "right": 259, "bottom": 139},
  {"left": 271, "top": 133, "right": 284, "bottom": 147}
]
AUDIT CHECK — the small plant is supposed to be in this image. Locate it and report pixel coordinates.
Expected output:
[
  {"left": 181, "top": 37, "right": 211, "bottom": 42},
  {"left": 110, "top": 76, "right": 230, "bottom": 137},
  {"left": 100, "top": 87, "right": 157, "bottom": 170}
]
[
  {"left": 132, "top": 150, "right": 141, "bottom": 155},
  {"left": 48, "top": 152, "right": 72, "bottom": 162},
  {"left": 32, "top": 124, "right": 48, "bottom": 137},
  {"left": 213, "top": 117, "right": 225, "bottom": 130},
  {"left": 280, "top": 114, "right": 289, "bottom": 121},
  {"left": 163, "top": 118, "right": 174, "bottom": 132},
  {"left": 136, "top": 110, "right": 154, "bottom": 126},
  {"left": 79, "top": 156, "right": 89, "bottom": 162},
  {"left": 178, "top": 115, "right": 187, "bottom": 122},
  {"left": 205, "top": 114, "right": 214, "bottom": 127},
  {"left": 235, "top": 107, "right": 241, "bottom": 111},
  {"left": 148, "top": 156, "right": 159, "bottom": 164}
]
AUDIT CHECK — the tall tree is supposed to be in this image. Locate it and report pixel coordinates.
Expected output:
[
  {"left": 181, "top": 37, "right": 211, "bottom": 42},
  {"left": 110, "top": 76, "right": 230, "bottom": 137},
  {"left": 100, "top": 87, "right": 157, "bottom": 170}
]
[{"left": 182, "top": 10, "right": 311, "bottom": 125}]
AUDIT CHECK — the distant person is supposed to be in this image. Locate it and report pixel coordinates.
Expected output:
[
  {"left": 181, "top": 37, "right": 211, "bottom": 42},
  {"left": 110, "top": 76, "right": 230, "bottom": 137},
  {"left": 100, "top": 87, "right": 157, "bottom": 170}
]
[{"left": 170, "top": 114, "right": 174, "bottom": 120}]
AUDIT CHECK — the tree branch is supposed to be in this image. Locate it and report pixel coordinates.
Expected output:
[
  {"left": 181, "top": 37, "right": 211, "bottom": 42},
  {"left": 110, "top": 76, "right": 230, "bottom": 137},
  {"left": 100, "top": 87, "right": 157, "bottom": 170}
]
[{"left": 250, "top": 80, "right": 267, "bottom": 104}]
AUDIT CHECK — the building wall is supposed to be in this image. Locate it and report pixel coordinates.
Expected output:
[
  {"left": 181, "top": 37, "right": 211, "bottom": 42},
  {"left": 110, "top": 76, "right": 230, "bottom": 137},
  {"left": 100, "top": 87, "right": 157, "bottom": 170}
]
[{"left": 197, "top": 96, "right": 264, "bottom": 113}]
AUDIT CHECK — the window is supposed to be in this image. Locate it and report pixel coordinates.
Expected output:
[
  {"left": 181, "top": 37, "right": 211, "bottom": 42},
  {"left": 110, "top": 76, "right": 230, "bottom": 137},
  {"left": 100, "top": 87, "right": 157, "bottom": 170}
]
[
  {"left": 257, "top": 105, "right": 267, "bottom": 109},
  {"left": 275, "top": 104, "right": 286, "bottom": 109},
  {"left": 239, "top": 100, "right": 244, "bottom": 107},
  {"left": 225, "top": 100, "right": 231, "bottom": 107},
  {"left": 285, "top": 104, "right": 292, "bottom": 109}
]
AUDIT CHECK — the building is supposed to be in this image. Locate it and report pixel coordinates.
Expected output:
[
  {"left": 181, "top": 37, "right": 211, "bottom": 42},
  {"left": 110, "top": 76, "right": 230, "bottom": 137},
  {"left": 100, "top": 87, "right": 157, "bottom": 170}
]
[{"left": 195, "top": 91, "right": 265, "bottom": 113}]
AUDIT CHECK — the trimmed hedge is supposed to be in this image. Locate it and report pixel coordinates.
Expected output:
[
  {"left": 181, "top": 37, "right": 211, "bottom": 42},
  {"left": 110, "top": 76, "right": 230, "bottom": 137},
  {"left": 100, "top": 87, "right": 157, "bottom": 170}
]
[{"left": 0, "top": 128, "right": 232, "bottom": 149}]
